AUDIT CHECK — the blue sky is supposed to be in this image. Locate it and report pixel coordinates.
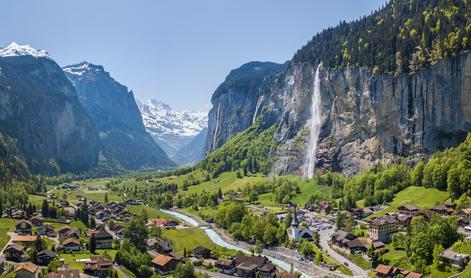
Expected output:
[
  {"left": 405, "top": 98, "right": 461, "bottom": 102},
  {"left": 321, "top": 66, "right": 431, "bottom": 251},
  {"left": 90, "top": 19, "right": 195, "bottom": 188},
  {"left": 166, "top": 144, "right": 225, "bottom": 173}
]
[{"left": 1, "top": 0, "right": 387, "bottom": 110}]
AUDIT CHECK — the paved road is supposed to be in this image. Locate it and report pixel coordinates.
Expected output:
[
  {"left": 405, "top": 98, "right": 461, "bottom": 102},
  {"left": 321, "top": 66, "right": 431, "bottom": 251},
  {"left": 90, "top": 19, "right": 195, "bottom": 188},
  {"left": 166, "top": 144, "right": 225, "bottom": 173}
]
[{"left": 318, "top": 228, "right": 368, "bottom": 277}]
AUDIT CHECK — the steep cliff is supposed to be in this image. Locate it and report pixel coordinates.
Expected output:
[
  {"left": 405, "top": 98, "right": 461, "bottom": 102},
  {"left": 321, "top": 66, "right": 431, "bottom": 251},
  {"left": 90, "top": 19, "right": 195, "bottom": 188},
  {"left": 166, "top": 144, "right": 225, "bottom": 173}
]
[
  {"left": 205, "top": 54, "right": 471, "bottom": 176},
  {"left": 0, "top": 44, "right": 100, "bottom": 174},
  {"left": 204, "top": 61, "right": 286, "bottom": 154},
  {"left": 63, "top": 62, "right": 175, "bottom": 170}
]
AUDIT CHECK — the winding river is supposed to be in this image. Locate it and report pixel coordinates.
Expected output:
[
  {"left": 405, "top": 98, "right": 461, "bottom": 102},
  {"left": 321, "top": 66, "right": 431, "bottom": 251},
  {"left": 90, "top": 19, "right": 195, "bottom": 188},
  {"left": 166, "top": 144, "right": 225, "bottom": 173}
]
[{"left": 161, "top": 209, "right": 311, "bottom": 278}]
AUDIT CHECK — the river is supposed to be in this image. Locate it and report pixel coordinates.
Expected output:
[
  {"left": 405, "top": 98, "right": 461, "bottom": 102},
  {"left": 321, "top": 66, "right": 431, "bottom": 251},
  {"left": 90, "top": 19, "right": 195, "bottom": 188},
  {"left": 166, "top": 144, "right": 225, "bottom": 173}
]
[{"left": 161, "top": 209, "right": 311, "bottom": 278}]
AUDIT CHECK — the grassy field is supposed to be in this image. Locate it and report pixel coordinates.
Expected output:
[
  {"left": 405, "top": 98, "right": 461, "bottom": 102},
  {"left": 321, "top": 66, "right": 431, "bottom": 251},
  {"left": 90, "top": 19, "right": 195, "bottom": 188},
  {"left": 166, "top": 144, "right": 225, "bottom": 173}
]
[
  {"left": 60, "top": 249, "right": 117, "bottom": 270},
  {"left": 348, "top": 253, "right": 371, "bottom": 270},
  {"left": 28, "top": 194, "right": 47, "bottom": 207},
  {"left": 162, "top": 227, "right": 238, "bottom": 258},
  {"left": 367, "top": 186, "right": 449, "bottom": 218},
  {"left": 126, "top": 205, "right": 174, "bottom": 220},
  {"left": 0, "top": 218, "right": 17, "bottom": 250}
]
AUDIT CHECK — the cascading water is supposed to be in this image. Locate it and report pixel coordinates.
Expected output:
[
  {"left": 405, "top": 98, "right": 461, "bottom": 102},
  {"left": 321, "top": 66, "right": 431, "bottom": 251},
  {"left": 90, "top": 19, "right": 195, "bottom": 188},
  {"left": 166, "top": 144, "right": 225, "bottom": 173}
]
[{"left": 303, "top": 65, "right": 322, "bottom": 180}]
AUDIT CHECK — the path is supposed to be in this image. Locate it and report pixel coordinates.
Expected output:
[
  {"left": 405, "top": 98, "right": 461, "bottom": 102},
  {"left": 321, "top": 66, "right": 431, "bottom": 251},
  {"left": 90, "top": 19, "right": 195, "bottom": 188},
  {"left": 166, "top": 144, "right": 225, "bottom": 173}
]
[
  {"left": 318, "top": 228, "right": 368, "bottom": 277},
  {"left": 195, "top": 268, "right": 234, "bottom": 278}
]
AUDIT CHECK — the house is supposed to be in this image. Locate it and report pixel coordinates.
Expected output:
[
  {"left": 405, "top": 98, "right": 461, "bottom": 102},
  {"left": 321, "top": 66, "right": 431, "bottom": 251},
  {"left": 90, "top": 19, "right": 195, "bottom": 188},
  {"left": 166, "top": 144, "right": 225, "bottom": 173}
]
[
  {"left": 368, "top": 215, "right": 398, "bottom": 243},
  {"left": 193, "top": 246, "right": 211, "bottom": 259},
  {"left": 37, "top": 249, "right": 56, "bottom": 265},
  {"left": 30, "top": 216, "right": 45, "bottom": 227},
  {"left": 151, "top": 254, "right": 179, "bottom": 275},
  {"left": 58, "top": 226, "right": 80, "bottom": 239},
  {"left": 375, "top": 264, "right": 393, "bottom": 277},
  {"left": 404, "top": 272, "right": 423, "bottom": 278},
  {"left": 83, "top": 257, "right": 113, "bottom": 277},
  {"left": 87, "top": 225, "right": 113, "bottom": 249},
  {"left": 62, "top": 238, "right": 81, "bottom": 251},
  {"left": 147, "top": 218, "right": 179, "bottom": 229},
  {"left": 4, "top": 243, "right": 25, "bottom": 260},
  {"left": 457, "top": 208, "right": 471, "bottom": 227},
  {"left": 317, "top": 201, "right": 332, "bottom": 214},
  {"left": 331, "top": 230, "right": 355, "bottom": 249},
  {"left": 12, "top": 235, "right": 39, "bottom": 246},
  {"left": 430, "top": 204, "right": 455, "bottom": 215},
  {"left": 347, "top": 237, "right": 372, "bottom": 254},
  {"left": 15, "top": 262, "right": 39, "bottom": 278},
  {"left": 215, "top": 258, "right": 236, "bottom": 275},
  {"left": 398, "top": 204, "right": 419, "bottom": 214},
  {"left": 234, "top": 255, "right": 270, "bottom": 278},
  {"left": 46, "top": 269, "right": 80, "bottom": 278},
  {"left": 15, "top": 220, "right": 33, "bottom": 235},
  {"left": 147, "top": 239, "right": 172, "bottom": 254},
  {"left": 36, "top": 225, "right": 55, "bottom": 237},
  {"left": 258, "top": 262, "right": 276, "bottom": 278},
  {"left": 352, "top": 208, "right": 373, "bottom": 219},
  {"left": 440, "top": 250, "right": 470, "bottom": 268},
  {"left": 64, "top": 207, "right": 76, "bottom": 219}
]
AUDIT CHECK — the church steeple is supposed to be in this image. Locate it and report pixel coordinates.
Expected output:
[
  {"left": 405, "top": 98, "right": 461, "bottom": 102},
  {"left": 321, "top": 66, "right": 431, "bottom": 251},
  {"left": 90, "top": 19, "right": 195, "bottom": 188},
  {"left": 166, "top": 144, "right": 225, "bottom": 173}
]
[{"left": 291, "top": 203, "right": 299, "bottom": 227}]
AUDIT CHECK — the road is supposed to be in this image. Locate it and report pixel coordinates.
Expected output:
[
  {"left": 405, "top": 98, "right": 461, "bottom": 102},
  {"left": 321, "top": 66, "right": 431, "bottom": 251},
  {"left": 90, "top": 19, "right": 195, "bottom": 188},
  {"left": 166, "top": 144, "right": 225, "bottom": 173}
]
[{"left": 318, "top": 228, "right": 369, "bottom": 278}]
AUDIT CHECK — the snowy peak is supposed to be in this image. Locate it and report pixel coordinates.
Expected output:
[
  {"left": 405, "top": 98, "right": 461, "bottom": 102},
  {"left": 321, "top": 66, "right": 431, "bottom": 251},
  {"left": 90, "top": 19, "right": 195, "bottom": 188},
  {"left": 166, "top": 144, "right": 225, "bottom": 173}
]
[
  {"left": 0, "top": 42, "right": 51, "bottom": 59},
  {"left": 63, "top": 61, "right": 105, "bottom": 77},
  {"left": 138, "top": 99, "right": 209, "bottom": 139}
]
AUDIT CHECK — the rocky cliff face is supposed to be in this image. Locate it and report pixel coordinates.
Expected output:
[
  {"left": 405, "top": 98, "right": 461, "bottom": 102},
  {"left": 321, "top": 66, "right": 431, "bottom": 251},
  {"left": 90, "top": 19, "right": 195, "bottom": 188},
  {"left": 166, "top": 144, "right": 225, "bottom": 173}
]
[
  {"left": 63, "top": 62, "right": 175, "bottom": 170},
  {"left": 0, "top": 53, "right": 100, "bottom": 174},
  {"left": 206, "top": 53, "right": 471, "bottom": 176},
  {"left": 204, "top": 61, "right": 286, "bottom": 154}
]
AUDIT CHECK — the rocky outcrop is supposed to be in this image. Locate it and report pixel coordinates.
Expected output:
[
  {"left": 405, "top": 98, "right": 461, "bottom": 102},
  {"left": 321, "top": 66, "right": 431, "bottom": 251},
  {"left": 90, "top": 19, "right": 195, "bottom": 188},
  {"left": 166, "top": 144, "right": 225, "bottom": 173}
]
[
  {"left": 63, "top": 62, "right": 175, "bottom": 170},
  {"left": 204, "top": 61, "right": 286, "bottom": 154},
  {"left": 206, "top": 53, "right": 471, "bottom": 176},
  {"left": 0, "top": 55, "right": 100, "bottom": 174}
]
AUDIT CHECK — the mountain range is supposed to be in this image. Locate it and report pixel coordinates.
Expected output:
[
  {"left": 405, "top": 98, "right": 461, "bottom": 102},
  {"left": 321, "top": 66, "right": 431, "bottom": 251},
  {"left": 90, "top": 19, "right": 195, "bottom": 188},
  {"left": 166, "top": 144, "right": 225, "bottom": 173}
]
[{"left": 137, "top": 99, "right": 209, "bottom": 165}]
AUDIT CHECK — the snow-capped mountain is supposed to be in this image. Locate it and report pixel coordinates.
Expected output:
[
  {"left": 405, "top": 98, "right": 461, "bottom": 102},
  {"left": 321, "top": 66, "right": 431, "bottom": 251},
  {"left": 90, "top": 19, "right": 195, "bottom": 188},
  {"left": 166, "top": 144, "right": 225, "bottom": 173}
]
[
  {"left": 0, "top": 42, "right": 51, "bottom": 59},
  {"left": 137, "top": 99, "right": 209, "bottom": 165}
]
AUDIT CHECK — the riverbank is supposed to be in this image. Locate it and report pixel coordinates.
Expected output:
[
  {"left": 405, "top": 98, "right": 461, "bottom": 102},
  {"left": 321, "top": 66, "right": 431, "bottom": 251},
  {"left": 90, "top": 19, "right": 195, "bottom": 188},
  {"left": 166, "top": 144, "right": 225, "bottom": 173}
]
[{"left": 161, "top": 209, "right": 354, "bottom": 278}]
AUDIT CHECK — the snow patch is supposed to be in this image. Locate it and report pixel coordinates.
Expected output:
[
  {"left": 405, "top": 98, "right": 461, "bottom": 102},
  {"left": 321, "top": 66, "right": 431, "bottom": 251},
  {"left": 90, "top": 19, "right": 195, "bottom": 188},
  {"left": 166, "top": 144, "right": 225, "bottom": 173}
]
[{"left": 0, "top": 42, "right": 51, "bottom": 59}]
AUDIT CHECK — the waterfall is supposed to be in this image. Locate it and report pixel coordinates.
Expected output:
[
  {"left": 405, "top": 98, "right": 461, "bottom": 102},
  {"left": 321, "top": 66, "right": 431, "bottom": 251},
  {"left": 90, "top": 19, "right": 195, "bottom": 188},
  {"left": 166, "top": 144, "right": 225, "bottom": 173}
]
[{"left": 303, "top": 65, "right": 322, "bottom": 180}]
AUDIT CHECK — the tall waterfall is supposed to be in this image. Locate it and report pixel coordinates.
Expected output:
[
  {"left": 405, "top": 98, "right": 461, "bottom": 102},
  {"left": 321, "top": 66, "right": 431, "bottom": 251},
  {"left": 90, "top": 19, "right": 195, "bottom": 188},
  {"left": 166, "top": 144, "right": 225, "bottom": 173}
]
[{"left": 303, "top": 65, "right": 322, "bottom": 180}]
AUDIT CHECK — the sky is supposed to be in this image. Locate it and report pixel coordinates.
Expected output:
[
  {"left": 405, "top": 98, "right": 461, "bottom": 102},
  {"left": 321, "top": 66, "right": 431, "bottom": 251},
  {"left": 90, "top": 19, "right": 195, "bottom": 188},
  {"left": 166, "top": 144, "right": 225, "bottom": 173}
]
[{"left": 1, "top": 0, "right": 388, "bottom": 111}]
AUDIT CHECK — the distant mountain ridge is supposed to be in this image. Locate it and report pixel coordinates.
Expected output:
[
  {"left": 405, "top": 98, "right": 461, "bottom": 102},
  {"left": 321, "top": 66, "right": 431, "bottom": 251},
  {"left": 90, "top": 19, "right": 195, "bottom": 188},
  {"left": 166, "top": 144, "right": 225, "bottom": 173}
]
[
  {"left": 137, "top": 99, "right": 209, "bottom": 165},
  {"left": 63, "top": 62, "right": 175, "bottom": 170}
]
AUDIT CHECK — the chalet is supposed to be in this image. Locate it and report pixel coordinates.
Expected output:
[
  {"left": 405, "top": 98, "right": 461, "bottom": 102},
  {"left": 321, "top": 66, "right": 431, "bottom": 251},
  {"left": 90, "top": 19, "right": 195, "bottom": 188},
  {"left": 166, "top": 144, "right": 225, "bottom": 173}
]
[
  {"left": 440, "top": 250, "right": 470, "bottom": 268},
  {"left": 147, "top": 238, "right": 172, "bottom": 254},
  {"left": 83, "top": 257, "right": 113, "bottom": 277},
  {"left": 64, "top": 207, "right": 76, "bottom": 219},
  {"left": 430, "top": 203, "right": 455, "bottom": 215},
  {"left": 404, "top": 272, "right": 423, "bottom": 278},
  {"left": 258, "top": 262, "right": 276, "bottom": 278},
  {"left": 352, "top": 208, "right": 373, "bottom": 219},
  {"left": 58, "top": 226, "right": 80, "bottom": 239},
  {"left": 87, "top": 225, "right": 113, "bottom": 249},
  {"left": 458, "top": 208, "right": 471, "bottom": 227},
  {"left": 147, "top": 218, "right": 179, "bottom": 229},
  {"left": 36, "top": 224, "right": 55, "bottom": 237},
  {"left": 12, "top": 235, "right": 39, "bottom": 246},
  {"left": 375, "top": 264, "right": 393, "bottom": 277},
  {"left": 193, "top": 246, "right": 211, "bottom": 259},
  {"left": 15, "top": 220, "right": 33, "bottom": 235},
  {"left": 37, "top": 249, "right": 56, "bottom": 265},
  {"left": 347, "top": 237, "right": 372, "bottom": 254},
  {"left": 234, "top": 255, "right": 270, "bottom": 278},
  {"left": 368, "top": 215, "right": 398, "bottom": 243},
  {"left": 398, "top": 204, "right": 420, "bottom": 214},
  {"left": 30, "top": 215, "right": 45, "bottom": 227},
  {"left": 11, "top": 209, "right": 26, "bottom": 219},
  {"left": 216, "top": 258, "right": 236, "bottom": 275},
  {"left": 62, "top": 238, "right": 81, "bottom": 251},
  {"left": 15, "top": 262, "right": 39, "bottom": 278},
  {"left": 331, "top": 230, "right": 355, "bottom": 249},
  {"left": 4, "top": 243, "right": 25, "bottom": 260},
  {"left": 395, "top": 214, "right": 414, "bottom": 229},
  {"left": 46, "top": 269, "right": 81, "bottom": 278},
  {"left": 151, "top": 254, "right": 179, "bottom": 275}
]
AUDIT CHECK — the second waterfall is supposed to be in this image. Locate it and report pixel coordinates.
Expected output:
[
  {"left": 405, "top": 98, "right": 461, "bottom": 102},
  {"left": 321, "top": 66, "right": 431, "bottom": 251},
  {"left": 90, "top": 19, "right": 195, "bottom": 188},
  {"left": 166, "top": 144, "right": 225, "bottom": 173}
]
[{"left": 303, "top": 65, "right": 322, "bottom": 180}]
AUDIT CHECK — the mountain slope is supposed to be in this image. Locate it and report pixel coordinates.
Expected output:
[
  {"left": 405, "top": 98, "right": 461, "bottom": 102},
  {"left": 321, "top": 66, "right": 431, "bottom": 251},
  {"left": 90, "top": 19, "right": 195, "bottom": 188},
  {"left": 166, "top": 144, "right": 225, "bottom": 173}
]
[
  {"left": 0, "top": 43, "right": 100, "bottom": 174},
  {"left": 137, "top": 99, "right": 208, "bottom": 164},
  {"left": 204, "top": 0, "right": 471, "bottom": 177},
  {"left": 63, "top": 62, "right": 175, "bottom": 170},
  {"left": 173, "top": 128, "right": 208, "bottom": 165}
]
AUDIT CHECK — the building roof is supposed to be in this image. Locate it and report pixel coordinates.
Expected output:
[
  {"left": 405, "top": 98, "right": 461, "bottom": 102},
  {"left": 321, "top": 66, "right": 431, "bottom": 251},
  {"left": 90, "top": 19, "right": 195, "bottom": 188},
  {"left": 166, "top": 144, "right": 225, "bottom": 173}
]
[
  {"left": 399, "top": 204, "right": 419, "bottom": 211},
  {"left": 12, "top": 235, "right": 38, "bottom": 242},
  {"left": 37, "top": 249, "right": 56, "bottom": 258},
  {"left": 151, "top": 254, "right": 175, "bottom": 267},
  {"left": 234, "top": 255, "right": 268, "bottom": 269},
  {"left": 347, "top": 237, "right": 372, "bottom": 249},
  {"left": 15, "top": 262, "right": 39, "bottom": 273},
  {"left": 5, "top": 243, "right": 25, "bottom": 252},
  {"left": 375, "top": 264, "right": 392, "bottom": 275},
  {"left": 215, "top": 258, "right": 234, "bottom": 267},
  {"left": 46, "top": 269, "right": 81, "bottom": 278},
  {"left": 368, "top": 215, "right": 398, "bottom": 226},
  {"left": 276, "top": 272, "right": 298, "bottom": 278},
  {"left": 441, "top": 250, "right": 470, "bottom": 261},
  {"left": 259, "top": 262, "right": 276, "bottom": 272},
  {"left": 194, "top": 246, "right": 211, "bottom": 254},
  {"left": 405, "top": 272, "right": 423, "bottom": 278},
  {"left": 63, "top": 238, "right": 80, "bottom": 246}
]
